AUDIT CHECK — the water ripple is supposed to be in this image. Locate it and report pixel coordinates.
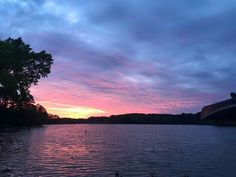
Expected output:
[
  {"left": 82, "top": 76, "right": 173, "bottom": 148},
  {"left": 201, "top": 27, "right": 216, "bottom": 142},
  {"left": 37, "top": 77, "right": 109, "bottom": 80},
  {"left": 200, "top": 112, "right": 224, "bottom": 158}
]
[{"left": 0, "top": 125, "right": 236, "bottom": 177}]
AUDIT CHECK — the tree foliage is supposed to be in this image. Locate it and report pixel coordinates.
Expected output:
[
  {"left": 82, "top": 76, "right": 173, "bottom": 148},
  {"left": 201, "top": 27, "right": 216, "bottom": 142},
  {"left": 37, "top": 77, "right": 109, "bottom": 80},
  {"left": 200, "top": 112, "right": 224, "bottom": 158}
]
[{"left": 0, "top": 37, "right": 53, "bottom": 108}]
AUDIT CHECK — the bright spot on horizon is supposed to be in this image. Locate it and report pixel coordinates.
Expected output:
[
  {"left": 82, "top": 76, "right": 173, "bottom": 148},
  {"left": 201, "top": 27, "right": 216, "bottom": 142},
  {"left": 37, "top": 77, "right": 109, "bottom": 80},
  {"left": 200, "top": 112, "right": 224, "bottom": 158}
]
[{"left": 39, "top": 102, "right": 106, "bottom": 119}]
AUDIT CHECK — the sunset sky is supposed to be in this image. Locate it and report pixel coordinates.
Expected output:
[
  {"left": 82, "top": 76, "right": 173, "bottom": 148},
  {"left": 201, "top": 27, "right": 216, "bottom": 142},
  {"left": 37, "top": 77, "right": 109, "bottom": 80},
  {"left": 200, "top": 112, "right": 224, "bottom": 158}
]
[{"left": 0, "top": 0, "right": 236, "bottom": 118}]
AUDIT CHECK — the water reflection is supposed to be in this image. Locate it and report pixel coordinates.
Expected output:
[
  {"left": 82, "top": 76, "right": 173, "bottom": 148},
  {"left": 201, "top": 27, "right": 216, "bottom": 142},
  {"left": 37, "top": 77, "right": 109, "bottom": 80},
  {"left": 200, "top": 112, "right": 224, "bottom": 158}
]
[{"left": 0, "top": 125, "right": 236, "bottom": 177}]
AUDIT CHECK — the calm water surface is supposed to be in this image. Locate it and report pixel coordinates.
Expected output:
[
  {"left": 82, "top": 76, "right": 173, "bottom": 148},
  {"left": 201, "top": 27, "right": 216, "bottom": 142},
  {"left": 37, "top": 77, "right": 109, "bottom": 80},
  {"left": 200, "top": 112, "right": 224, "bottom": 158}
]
[{"left": 0, "top": 124, "right": 236, "bottom": 177}]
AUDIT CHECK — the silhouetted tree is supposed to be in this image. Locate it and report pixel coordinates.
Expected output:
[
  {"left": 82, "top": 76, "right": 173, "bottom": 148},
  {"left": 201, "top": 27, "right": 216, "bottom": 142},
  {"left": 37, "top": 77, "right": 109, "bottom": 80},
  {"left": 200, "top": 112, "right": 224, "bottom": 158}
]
[
  {"left": 0, "top": 37, "right": 53, "bottom": 108},
  {"left": 231, "top": 92, "right": 236, "bottom": 99},
  {"left": 35, "top": 103, "right": 47, "bottom": 113}
]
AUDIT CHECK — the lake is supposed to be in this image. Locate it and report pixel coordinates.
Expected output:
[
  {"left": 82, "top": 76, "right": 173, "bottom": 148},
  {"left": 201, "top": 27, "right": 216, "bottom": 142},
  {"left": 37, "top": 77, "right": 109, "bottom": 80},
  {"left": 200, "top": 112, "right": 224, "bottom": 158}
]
[{"left": 0, "top": 124, "right": 236, "bottom": 177}]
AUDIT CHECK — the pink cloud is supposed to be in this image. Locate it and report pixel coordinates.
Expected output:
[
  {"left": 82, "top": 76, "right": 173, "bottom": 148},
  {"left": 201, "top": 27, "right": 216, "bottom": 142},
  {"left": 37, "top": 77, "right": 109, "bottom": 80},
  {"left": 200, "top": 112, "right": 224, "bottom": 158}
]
[{"left": 30, "top": 74, "right": 203, "bottom": 118}]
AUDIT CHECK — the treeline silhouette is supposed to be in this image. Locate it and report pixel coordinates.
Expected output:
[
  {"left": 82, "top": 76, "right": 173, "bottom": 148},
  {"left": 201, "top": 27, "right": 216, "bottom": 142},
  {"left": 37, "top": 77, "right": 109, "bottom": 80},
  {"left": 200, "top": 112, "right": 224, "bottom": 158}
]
[
  {"left": 47, "top": 111, "right": 236, "bottom": 126},
  {"left": 0, "top": 104, "right": 48, "bottom": 126},
  {"left": 46, "top": 112, "right": 210, "bottom": 125},
  {"left": 87, "top": 113, "right": 202, "bottom": 124}
]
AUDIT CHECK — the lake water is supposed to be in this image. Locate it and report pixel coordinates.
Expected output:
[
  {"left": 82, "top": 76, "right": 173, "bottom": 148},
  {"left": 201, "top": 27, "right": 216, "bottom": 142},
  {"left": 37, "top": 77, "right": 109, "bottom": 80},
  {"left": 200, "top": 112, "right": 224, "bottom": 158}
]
[{"left": 0, "top": 124, "right": 236, "bottom": 177}]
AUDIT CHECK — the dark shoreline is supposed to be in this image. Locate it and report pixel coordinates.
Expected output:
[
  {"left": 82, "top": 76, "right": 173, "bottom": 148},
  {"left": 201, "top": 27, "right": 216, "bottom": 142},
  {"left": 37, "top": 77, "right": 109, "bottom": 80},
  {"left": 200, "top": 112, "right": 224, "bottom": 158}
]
[
  {"left": 45, "top": 113, "right": 236, "bottom": 126},
  {"left": 1, "top": 107, "right": 236, "bottom": 127}
]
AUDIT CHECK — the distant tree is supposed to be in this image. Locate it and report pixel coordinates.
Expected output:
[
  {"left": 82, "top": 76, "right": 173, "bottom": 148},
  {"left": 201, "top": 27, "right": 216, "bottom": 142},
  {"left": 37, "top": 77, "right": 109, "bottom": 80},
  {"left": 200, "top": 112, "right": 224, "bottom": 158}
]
[
  {"left": 35, "top": 103, "right": 48, "bottom": 113},
  {"left": 0, "top": 37, "right": 53, "bottom": 108},
  {"left": 231, "top": 92, "right": 236, "bottom": 99},
  {"left": 48, "top": 114, "right": 60, "bottom": 119}
]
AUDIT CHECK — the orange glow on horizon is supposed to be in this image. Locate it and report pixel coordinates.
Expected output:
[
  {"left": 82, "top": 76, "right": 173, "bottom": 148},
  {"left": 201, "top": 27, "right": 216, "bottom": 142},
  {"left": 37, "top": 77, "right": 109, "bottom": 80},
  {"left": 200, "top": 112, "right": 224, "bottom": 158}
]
[
  {"left": 30, "top": 80, "right": 201, "bottom": 119},
  {"left": 38, "top": 101, "right": 106, "bottom": 119}
]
